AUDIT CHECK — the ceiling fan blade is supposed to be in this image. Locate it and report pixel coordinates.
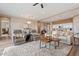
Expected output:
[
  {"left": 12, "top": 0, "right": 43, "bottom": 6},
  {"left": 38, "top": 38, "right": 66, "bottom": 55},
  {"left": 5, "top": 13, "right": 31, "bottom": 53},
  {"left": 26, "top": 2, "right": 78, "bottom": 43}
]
[
  {"left": 41, "top": 4, "right": 44, "bottom": 8},
  {"left": 33, "top": 3, "right": 39, "bottom": 6}
]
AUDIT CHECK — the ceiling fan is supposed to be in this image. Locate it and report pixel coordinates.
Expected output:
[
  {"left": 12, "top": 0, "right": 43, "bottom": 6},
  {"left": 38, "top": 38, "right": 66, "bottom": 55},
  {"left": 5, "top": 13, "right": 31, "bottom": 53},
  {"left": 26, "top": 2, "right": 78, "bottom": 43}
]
[{"left": 33, "top": 3, "right": 44, "bottom": 8}]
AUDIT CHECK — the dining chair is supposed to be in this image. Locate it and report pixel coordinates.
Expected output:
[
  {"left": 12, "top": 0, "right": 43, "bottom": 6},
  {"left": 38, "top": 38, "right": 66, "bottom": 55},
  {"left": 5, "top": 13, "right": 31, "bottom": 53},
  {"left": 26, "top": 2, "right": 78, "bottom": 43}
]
[{"left": 39, "top": 35, "right": 52, "bottom": 49}]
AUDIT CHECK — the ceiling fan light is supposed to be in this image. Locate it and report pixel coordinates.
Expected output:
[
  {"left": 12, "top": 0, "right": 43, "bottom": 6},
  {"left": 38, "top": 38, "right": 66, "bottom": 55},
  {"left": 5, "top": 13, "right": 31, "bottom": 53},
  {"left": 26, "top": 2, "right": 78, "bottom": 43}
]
[
  {"left": 27, "top": 21, "right": 31, "bottom": 24},
  {"left": 41, "top": 4, "right": 43, "bottom": 8},
  {"left": 33, "top": 3, "right": 39, "bottom": 6}
]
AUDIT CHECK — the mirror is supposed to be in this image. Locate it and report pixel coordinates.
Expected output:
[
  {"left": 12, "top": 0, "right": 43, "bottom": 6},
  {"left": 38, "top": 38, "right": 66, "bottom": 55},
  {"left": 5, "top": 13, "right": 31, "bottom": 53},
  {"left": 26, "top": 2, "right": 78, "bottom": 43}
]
[{"left": 1, "top": 17, "right": 10, "bottom": 36}]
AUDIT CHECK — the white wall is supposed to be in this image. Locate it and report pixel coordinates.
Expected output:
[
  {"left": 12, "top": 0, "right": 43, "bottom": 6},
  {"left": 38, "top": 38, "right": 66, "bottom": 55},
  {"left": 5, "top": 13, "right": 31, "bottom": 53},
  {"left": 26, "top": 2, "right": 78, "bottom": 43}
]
[
  {"left": 11, "top": 18, "right": 25, "bottom": 31},
  {"left": 73, "top": 16, "right": 79, "bottom": 34},
  {"left": 10, "top": 18, "right": 38, "bottom": 35}
]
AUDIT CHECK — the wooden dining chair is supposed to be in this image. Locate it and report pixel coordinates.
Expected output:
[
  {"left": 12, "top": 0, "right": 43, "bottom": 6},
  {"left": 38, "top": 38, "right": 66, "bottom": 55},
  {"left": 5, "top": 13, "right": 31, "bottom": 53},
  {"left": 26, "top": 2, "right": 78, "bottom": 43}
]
[{"left": 39, "top": 35, "right": 51, "bottom": 49}]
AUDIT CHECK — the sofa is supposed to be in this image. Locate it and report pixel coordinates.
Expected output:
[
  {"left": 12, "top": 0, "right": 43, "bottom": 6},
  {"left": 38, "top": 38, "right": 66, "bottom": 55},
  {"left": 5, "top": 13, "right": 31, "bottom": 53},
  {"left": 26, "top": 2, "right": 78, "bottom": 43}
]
[
  {"left": 52, "top": 30, "right": 73, "bottom": 45},
  {"left": 59, "top": 31, "right": 73, "bottom": 44}
]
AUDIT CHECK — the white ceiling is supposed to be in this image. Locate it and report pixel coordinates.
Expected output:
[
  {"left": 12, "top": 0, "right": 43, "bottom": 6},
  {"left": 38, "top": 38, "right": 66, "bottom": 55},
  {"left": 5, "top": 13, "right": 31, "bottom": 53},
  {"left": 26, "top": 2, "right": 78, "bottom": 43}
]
[{"left": 0, "top": 3, "right": 79, "bottom": 22}]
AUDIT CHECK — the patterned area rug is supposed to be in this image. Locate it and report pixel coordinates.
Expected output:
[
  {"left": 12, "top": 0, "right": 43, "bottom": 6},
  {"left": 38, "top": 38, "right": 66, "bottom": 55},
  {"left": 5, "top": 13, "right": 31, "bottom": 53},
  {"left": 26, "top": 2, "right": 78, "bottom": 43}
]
[
  {"left": 0, "top": 48, "right": 4, "bottom": 56},
  {"left": 2, "top": 41, "right": 72, "bottom": 56}
]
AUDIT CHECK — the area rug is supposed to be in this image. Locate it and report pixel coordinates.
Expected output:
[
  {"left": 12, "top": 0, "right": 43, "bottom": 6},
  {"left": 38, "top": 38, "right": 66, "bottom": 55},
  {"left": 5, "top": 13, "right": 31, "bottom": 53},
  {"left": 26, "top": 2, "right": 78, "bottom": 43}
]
[
  {"left": 2, "top": 41, "right": 72, "bottom": 56},
  {"left": 0, "top": 48, "right": 4, "bottom": 56}
]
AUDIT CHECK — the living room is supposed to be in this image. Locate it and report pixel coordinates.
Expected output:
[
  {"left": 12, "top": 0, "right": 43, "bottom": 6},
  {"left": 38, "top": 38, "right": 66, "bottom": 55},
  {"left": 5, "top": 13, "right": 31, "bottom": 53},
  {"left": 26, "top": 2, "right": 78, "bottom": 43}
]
[{"left": 0, "top": 3, "right": 79, "bottom": 56}]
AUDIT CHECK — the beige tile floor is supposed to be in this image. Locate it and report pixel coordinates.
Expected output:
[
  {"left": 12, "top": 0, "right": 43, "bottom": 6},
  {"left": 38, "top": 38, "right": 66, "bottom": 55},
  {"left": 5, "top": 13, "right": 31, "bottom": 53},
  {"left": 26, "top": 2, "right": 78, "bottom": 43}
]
[
  {"left": 69, "top": 46, "right": 79, "bottom": 56},
  {"left": 74, "top": 46, "right": 79, "bottom": 56},
  {"left": 0, "top": 38, "right": 12, "bottom": 55},
  {"left": 0, "top": 39, "right": 12, "bottom": 48}
]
